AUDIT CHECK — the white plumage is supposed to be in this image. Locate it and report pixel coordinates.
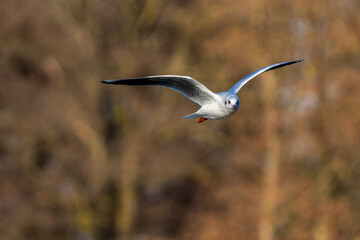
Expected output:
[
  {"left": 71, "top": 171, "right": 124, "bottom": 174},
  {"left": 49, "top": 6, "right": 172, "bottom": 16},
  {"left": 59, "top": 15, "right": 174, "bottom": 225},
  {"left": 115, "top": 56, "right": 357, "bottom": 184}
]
[{"left": 102, "top": 60, "right": 303, "bottom": 123}]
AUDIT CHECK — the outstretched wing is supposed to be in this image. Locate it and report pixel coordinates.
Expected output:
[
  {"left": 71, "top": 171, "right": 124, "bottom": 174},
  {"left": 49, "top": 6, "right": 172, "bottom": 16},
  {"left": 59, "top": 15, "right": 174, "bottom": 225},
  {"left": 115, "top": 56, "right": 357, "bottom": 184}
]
[
  {"left": 101, "top": 75, "right": 218, "bottom": 106},
  {"left": 228, "top": 60, "right": 303, "bottom": 94}
]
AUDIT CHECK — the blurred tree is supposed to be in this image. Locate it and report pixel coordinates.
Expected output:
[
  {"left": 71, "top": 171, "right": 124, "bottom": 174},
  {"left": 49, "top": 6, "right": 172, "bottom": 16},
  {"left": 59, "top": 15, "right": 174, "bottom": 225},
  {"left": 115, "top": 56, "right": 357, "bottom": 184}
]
[{"left": 0, "top": 0, "right": 360, "bottom": 240}]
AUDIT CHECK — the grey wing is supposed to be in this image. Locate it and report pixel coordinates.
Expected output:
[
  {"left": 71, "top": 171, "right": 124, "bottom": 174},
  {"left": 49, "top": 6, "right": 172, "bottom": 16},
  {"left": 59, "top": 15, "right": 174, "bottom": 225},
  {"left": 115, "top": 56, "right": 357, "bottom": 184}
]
[
  {"left": 228, "top": 60, "right": 303, "bottom": 94},
  {"left": 101, "top": 75, "right": 218, "bottom": 106}
]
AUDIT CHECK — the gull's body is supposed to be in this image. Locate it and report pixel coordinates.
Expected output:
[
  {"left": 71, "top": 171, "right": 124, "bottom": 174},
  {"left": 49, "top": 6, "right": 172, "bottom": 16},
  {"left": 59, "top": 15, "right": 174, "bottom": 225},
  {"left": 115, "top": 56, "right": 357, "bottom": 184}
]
[
  {"left": 102, "top": 60, "right": 303, "bottom": 123},
  {"left": 191, "top": 91, "right": 237, "bottom": 120}
]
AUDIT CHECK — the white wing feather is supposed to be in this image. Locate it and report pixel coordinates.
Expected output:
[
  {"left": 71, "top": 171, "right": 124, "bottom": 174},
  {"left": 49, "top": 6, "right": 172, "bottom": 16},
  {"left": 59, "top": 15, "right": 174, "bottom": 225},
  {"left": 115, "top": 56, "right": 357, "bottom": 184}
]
[
  {"left": 229, "top": 60, "right": 303, "bottom": 94},
  {"left": 102, "top": 75, "right": 218, "bottom": 106}
]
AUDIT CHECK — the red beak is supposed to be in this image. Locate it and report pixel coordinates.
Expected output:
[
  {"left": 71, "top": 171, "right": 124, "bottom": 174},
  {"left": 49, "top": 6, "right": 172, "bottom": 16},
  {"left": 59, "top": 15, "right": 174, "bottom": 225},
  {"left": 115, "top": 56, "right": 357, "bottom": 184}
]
[{"left": 232, "top": 105, "right": 236, "bottom": 109}]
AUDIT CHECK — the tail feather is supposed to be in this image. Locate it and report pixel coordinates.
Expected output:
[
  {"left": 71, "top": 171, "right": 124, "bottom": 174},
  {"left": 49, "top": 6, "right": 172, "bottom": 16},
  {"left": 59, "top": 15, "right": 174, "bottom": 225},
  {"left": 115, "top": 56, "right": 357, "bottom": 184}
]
[{"left": 182, "top": 112, "right": 201, "bottom": 119}]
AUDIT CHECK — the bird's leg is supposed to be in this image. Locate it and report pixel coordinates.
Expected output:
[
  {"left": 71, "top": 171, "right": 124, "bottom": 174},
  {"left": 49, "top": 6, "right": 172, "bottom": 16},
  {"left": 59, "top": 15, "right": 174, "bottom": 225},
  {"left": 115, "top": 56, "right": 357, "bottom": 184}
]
[{"left": 198, "top": 117, "right": 208, "bottom": 123}]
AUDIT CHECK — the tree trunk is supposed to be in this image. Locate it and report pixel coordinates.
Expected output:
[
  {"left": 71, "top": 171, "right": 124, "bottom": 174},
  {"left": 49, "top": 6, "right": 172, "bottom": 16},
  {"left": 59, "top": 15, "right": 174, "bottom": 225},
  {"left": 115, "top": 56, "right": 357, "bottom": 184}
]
[{"left": 259, "top": 73, "right": 280, "bottom": 240}]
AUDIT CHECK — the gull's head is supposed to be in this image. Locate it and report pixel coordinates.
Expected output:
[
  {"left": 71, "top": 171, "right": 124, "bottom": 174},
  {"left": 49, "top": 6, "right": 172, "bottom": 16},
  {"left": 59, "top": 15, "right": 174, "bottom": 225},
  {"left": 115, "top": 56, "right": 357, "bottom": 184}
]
[{"left": 225, "top": 96, "right": 239, "bottom": 111}]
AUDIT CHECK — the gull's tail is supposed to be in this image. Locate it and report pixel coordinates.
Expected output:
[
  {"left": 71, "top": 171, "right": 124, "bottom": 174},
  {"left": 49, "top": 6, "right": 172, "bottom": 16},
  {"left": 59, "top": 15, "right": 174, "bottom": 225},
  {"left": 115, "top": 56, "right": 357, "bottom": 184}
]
[{"left": 182, "top": 112, "right": 201, "bottom": 119}]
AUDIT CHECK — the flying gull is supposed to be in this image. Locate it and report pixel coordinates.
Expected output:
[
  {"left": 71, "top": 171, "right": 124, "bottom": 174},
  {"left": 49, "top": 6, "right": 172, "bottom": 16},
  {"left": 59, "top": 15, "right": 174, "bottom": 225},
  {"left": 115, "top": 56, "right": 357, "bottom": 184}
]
[{"left": 102, "top": 60, "right": 303, "bottom": 123}]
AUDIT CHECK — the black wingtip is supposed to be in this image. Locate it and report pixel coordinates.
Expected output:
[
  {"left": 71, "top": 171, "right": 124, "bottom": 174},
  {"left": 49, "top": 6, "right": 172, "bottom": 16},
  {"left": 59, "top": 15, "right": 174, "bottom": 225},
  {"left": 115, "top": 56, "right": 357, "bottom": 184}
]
[
  {"left": 289, "top": 59, "right": 304, "bottom": 64},
  {"left": 101, "top": 80, "right": 109, "bottom": 84},
  {"left": 264, "top": 59, "right": 304, "bottom": 73}
]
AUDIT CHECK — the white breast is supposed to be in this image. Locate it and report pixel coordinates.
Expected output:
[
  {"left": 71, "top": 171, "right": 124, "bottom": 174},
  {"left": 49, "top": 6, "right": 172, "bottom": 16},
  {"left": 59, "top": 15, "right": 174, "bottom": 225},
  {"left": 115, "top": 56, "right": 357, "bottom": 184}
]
[{"left": 197, "top": 101, "right": 235, "bottom": 120}]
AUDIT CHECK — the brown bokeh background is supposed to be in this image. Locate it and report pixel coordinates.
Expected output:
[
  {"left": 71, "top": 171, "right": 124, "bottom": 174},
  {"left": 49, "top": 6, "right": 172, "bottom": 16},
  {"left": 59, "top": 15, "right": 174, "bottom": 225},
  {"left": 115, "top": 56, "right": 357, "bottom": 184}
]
[{"left": 1, "top": 1, "right": 360, "bottom": 240}]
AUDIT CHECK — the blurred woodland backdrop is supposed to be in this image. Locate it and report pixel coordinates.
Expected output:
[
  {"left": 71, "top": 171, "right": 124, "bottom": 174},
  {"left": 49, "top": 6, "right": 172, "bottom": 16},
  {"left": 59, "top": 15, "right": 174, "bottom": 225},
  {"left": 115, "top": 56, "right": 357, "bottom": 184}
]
[{"left": 1, "top": 0, "right": 360, "bottom": 240}]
